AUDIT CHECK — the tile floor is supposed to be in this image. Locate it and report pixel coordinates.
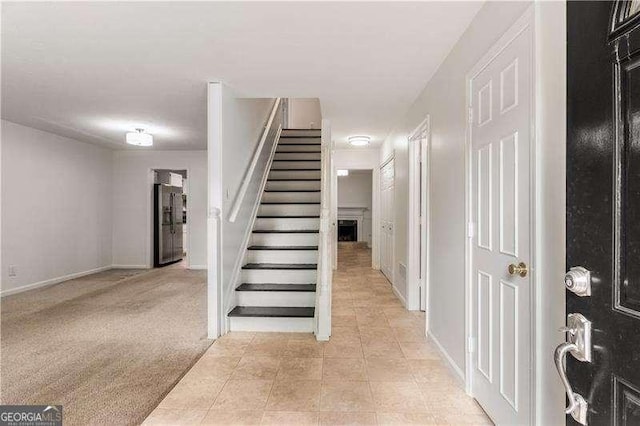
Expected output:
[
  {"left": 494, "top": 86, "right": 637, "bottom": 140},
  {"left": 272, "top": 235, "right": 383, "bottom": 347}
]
[{"left": 144, "top": 243, "right": 491, "bottom": 425}]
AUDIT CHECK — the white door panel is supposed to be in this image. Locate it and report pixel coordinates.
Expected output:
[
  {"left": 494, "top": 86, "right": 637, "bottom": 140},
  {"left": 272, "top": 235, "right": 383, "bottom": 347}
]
[{"left": 471, "top": 19, "right": 531, "bottom": 426}]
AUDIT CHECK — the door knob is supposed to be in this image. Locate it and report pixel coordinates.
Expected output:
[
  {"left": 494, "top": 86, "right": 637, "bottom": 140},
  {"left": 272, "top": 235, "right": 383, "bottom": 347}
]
[
  {"left": 508, "top": 262, "right": 528, "bottom": 277},
  {"left": 553, "top": 313, "right": 591, "bottom": 425}
]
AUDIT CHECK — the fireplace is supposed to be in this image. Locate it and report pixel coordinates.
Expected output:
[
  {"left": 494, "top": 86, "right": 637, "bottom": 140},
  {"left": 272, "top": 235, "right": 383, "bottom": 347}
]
[{"left": 338, "top": 219, "right": 358, "bottom": 242}]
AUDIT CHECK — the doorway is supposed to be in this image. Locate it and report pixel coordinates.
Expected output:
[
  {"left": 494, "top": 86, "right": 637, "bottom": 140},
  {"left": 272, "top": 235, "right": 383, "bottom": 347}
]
[
  {"left": 408, "top": 118, "right": 430, "bottom": 313},
  {"left": 152, "top": 169, "right": 188, "bottom": 268},
  {"left": 466, "top": 9, "right": 534, "bottom": 425},
  {"left": 336, "top": 169, "right": 373, "bottom": 249}
]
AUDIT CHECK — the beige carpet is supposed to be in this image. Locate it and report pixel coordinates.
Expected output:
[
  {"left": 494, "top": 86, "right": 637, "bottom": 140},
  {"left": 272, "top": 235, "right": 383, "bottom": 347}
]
[{"left": 1, "top": 266, "right": 211, "bottom": 425}]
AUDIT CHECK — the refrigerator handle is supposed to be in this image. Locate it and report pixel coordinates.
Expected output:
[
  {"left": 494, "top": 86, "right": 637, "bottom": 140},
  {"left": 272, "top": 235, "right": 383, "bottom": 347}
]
[{"left": 170, "top": 193, "right": 174, "bottom": 234}]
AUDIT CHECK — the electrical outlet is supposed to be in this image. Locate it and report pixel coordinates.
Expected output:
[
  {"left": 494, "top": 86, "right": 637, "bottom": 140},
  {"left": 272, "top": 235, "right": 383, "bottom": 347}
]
[{"left": 8, "top": 265, "right": 17, "bottom": 277}]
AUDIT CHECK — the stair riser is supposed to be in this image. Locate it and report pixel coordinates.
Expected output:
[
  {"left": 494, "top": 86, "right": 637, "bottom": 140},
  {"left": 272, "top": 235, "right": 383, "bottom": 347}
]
[
  {"left": 278, "top": 137, "right": 320, "bottom": 146},
  {"left": 254, "top": 218, "right": 319, "bottom": 230},
  {"left": 271, "top": 161, "right": 321, "bottom": 170},
  {"left": 236, "top": 291, "right": 315, "bottom": 307},
  {"left": 254, "top": 218, "right": 320, "bottom": 230},
  {"left": 275, "top": 145, "right": 321, "bottom": 153},
  {"left": 266, "top": 181, "right": 321, "bottom": 191},
  {"left": 269, "top": 170, "right": 321, "bottom": 179},
  {"left": 281, "top": 129, "right": 321, "bottom": 137},
  {"left": 242, "top": 269, "right": 317, "bottom": 284},
  {"left": 251, "top": 233, "right": 319, "bottom": 246},
  {"left": 262, "top": 192, "right": 320, "bottom": 203},
  {"left": 229, "top": 316, "right": 314, "bottom": 332},
  {"left": 274, "top": 152, "right": 321, "bottom": 161},
  {"left": 246, "top": 250, "right": 318, "bottom": 264},
  {"left": 259, "top": 204, "right": 320, "bottom": 216}
]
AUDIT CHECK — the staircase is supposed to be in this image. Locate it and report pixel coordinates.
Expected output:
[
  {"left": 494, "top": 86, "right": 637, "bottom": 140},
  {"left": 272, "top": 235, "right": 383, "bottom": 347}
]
[{"left": 228, "top": 128, "right": 322, "bottom": 332}]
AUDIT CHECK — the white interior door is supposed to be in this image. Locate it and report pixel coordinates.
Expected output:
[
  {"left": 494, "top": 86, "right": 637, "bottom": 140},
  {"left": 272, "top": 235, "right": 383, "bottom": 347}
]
[
  {"left": 380, "top": 158, "right": 395, "bottom": 281},
  {"left": 470, "top": 17, "right": 532, "bottom": 426}
]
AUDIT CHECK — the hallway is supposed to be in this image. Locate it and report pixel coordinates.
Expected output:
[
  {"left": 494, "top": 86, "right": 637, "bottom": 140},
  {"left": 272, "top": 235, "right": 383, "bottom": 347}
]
[{"left": 145, "top": 243, "right": 490, "bottom": 425}]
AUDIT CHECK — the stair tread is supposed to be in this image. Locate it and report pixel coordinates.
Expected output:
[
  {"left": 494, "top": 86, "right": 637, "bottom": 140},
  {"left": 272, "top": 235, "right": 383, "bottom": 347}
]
[
  {"left": 267, "top": 179, "right": 321, "bottom": 181},
  {"left": 248, "top": 245, "right": 319, "bottom": 250},
  {"left": 264, "top": 190, "right": 321, "bottom": 192},
  {"left": 273, "top": 159, "right": 320, "bottom": 162},
  {"left": 257, "top": 215, "right": 320, "bottom": 218},
  {"left": 277, "top": 144, "right": 321, "bottom": 146},
  {"left": 236, "top": 283, "right": 316, "bottom": 292},
  {"left": 242, "top": 263, "right": 318, "bottom": 270},
  {"left": 280, "top": 135, "right": 321, "bottom": 138},
  {"left": 269, "top": 169, "right": 321, "bottom": 171},
  {"left": 276, "top": 151, "right": 322, "bottom": 154},
  {"left": 261, "top": 202, "right": 320, "bottom": 205},
  {"left": 252, "top": 229, "right": 319, "bottom": 233},
  {"left": 228, "top": 306, "right": 315, "bottom": 318}
]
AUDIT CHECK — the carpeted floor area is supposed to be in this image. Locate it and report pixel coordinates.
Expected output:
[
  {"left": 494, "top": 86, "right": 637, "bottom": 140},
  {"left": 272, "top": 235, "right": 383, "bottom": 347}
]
[{"left": 1, "top": 265, "right": 211, "bottom": 425}]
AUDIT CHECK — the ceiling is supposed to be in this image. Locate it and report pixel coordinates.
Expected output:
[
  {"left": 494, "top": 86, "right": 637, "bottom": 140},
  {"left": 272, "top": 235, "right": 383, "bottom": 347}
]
[{"left": 1, "top": 2, "right": 482, "bottom": 150}]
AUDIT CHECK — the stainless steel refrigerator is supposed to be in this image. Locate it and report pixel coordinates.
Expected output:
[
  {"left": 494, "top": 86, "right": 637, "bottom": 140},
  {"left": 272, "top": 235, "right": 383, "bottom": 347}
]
[{"left": 154, "top": 184, "right": 183, "bottom": 266}]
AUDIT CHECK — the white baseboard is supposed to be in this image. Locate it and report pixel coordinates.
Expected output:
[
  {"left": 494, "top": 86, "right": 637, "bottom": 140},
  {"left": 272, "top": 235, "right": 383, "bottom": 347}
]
[
  {"left": 391, "top": 284, "right": 407, "bottom": 307},
  {"left": 1, "top": 265, "right": 112, "bottom": 297},
  {"left": 315, "top": 333, "right": 330, "bottom": 342},
  {"left": 428, "top": 330, "right": 465, "bottom": 385},
  {"left": 188, "top": 265, "right": 207, "bottom": 270},
  {"left": 111, "top": 264, "right": 149, "bottom": 269}
]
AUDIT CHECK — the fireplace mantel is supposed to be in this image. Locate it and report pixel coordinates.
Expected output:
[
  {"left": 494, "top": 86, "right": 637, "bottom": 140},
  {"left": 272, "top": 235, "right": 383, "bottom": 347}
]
[
  {"left": 337, "top": 207, "right": 369, "bottom": 243},
  {"left": 338, "top": 207, "right": 369, "bottom": 214}
]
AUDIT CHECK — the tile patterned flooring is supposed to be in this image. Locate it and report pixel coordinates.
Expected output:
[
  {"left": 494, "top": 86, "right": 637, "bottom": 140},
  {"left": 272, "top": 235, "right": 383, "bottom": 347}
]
[{"left": 144, "top": 243, "right": 491, "bottom": 425}]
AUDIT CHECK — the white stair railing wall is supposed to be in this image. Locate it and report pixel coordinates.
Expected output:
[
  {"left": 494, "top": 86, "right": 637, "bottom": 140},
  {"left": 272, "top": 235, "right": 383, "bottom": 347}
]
[{"left": 315, "top": 119, "right": 333, "bottom": 341}]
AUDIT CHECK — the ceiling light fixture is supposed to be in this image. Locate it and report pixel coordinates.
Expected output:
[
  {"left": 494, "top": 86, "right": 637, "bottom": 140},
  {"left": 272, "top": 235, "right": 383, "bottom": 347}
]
[
  {"left": 337, "top": 169, "right": 349, "bottom": 177},
  {"left": 125, "top": 128, "right": 153, "bottom": 146},
  {"left": 348, "top": 135, "right": 371, "bottom": 146}
]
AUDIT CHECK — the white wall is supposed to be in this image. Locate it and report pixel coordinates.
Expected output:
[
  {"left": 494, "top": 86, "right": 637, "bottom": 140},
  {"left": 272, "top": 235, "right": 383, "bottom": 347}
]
[
  {"left": 334, "top": 148, "right": 379, "bottom": 170},
  {"left": 215, "top": 87, "right": 275, "bottom": 315},
  {"left": 112, "top": 150, "right": 207, "bottom": 269},
  {"left": 338, "top": 170, "right": 372, "bottom": 246},
  {"left": 380, "top": 1, "right": 565, "bottom": 423},
  {"left": 288, "top": 98, "right": 321, "bottom": 129},
  {"left": 1, "top": 120, "right": 113, "bottom": 294}
]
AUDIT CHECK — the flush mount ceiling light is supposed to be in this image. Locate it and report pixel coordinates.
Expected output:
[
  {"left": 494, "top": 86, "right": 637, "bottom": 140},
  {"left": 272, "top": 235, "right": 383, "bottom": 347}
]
[
  {"left": 348, "top": 135, "right": 371, "bottom": 146},
  {"left": 125, "top": 128, "right": 153, "bottom": 146},
  {"left": 337, "top": 169, "right": 349, "bottom": 177}
]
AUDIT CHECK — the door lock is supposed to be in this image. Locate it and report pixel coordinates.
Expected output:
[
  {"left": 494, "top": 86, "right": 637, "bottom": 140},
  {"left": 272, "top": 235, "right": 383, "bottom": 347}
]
[
  {"left": 565, "top": 267, "right": 591, "bottom": 296},
  {"left": 563, "top": 313, "right": 592, "bottom": 362}
]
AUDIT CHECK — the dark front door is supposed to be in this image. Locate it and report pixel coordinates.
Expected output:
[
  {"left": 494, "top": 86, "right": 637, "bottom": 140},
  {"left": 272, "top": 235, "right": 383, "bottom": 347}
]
[{"left": 567, "top": 1, "right": 640, "bottom": 424}]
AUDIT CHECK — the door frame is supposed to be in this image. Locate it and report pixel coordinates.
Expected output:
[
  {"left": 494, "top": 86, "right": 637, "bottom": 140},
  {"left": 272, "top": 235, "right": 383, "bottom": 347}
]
[
  {"left": 463, "top": 6, "right": 537, "bottom": 422},
  {"left": 379, "top": 152, "right": 396, "bottom": 287},
  {"left": 146, "top": 167, "right": 191, "bottom": 270},
  {"left": 407, "top": 117, "right": 431, "bottom": 314}
]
